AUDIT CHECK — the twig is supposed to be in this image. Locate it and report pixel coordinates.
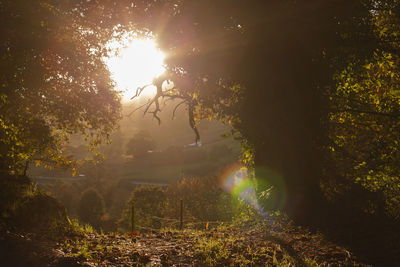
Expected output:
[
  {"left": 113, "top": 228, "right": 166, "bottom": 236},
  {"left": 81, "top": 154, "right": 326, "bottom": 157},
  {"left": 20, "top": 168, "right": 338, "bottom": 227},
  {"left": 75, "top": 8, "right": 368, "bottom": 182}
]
[{"left": 131, "top": 84, "right": 152, "bottom": 100}]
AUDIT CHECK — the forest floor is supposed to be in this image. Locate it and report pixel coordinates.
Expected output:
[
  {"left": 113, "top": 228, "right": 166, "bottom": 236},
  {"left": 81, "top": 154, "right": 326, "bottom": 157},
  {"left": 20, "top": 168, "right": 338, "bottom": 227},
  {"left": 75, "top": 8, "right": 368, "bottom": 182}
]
[{"left": 1, "top": 220, "right": 370, "bottom": 267}]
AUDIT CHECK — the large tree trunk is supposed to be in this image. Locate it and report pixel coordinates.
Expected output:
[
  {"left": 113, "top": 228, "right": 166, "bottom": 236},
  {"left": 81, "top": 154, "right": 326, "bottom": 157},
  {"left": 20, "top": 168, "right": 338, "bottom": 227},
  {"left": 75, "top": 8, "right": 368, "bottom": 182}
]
[
  {"left": 240, "top": 44, "right": 328, "bottom": 222},
  {"left": 254, "top": 133, "right": 326, "bottom": 223}
]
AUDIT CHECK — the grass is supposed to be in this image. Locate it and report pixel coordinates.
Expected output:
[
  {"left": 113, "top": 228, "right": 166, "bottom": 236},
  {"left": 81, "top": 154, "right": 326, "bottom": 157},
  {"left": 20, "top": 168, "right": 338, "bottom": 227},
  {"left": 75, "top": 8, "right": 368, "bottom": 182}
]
[
  {"left": 68, "top": 217, "right": 97, "bottom": 235},
  {"left": 194, "top": 234, "right": 232, "bottom": 265},
  {"left": 52, "top": 218, "right": 368, "bottom": 267},
  {"left": 159, "top": 224, "right": 312, "bottom": 266},
  {"left": 191, "top": 232, "right": 298, "bottom": 266}
]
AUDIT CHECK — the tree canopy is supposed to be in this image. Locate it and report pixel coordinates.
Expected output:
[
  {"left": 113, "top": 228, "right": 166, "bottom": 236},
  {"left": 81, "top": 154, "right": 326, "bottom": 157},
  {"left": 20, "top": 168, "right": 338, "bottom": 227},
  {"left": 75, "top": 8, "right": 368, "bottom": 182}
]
[{"left": 0, "top": 0, "right": 121, "bottom": 175}]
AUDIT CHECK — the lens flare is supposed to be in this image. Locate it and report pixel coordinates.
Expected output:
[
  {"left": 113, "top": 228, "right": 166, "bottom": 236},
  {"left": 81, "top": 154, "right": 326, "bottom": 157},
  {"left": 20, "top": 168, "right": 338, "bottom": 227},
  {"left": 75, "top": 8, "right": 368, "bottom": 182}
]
[
  {"left": 254, "top": 167, "right": 287, "bottom": 211},
  {"left": 219, "top": 163, "right": 270, "bottom": 221}
]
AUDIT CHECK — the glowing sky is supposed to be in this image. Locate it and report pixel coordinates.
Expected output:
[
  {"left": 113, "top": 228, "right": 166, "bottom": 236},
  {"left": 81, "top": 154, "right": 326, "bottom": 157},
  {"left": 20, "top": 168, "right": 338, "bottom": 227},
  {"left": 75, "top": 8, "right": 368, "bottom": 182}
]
[{"left": 105, "top": 37, "right": 165, "bottom": 102}]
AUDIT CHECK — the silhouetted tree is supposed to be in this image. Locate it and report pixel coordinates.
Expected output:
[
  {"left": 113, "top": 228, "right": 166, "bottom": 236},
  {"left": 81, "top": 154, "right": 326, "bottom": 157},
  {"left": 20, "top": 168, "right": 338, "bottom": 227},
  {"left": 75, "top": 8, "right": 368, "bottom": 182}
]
[{"left": 126, "top": 130, "right": 156, "bottom": 158}]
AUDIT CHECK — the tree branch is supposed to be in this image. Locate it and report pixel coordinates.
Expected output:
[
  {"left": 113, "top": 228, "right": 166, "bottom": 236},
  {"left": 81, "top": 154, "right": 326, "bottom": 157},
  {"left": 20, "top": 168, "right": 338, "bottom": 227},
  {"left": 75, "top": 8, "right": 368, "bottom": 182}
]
[
  {"left": 172, "top": 100, "right": 187, "bottom": 120},
  {"left": 131, "top": 84, "right": 152, "bottom": 100},
  {"left": 128, "top": 73, "right": 201, "bottom": 142}
]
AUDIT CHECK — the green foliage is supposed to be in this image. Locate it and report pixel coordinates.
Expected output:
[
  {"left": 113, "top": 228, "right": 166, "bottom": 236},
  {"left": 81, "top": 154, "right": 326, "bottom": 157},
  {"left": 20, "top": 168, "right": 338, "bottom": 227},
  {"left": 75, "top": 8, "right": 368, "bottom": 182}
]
[
  {"left": 0, "top": 0, "right": 121, "bottom": 175},
  {"left": 194, "top": 235, "right": 231, "bottom": 265},
  {"left": 328, "top": 35, "right": 400, "bottom": 217},
  {"left": 68, "top": 217, "right": 97, "bottom": 235},
  {"left": 78, "top": 188, "right": 105, "bottom": 229},
  {"left": 63, "top": 237, "right": 97, "bottom": 260},
  {"left": 240, "top": 141, "right": 255, "bottom": 167}
]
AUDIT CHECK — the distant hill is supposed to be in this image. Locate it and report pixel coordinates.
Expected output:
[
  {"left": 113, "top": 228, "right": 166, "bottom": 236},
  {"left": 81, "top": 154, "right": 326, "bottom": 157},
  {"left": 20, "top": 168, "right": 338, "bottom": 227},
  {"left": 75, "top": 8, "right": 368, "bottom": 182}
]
[{"left": 29, "top": 100, "right": 241, "bottom": 184}]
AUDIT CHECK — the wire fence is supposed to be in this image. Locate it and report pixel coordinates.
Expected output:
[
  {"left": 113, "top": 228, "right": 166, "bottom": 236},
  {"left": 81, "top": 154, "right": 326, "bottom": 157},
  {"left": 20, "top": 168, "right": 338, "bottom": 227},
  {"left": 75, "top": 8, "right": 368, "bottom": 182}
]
[
  {"left": 128, "top": 200, "right": 227, "bottom": 232},
  {"left": 132, "top": 217, "right": 224, "bottom": 232}
]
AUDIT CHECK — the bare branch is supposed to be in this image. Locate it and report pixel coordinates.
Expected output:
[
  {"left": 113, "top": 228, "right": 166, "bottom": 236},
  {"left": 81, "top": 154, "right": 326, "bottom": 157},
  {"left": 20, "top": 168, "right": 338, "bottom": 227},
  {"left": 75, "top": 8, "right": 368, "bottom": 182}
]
[
  {"left": 172, "top": 100, "right": 187, "bottom": 120},
  {"left": 127, "top": 73, "right": 201, "bottom": 142},
  {"left": 143, "top": 97, "right": 157, "bottom": 115},
  {"left": 130, "top": 84, "right": 152, "bottom": 100},
  {"left": 150, "top": 97, "right": 162, "bottom": 124},
  {"left": 126, "top": 99, "right": 151, "bottom": 117},
  {"left": 188, "top": 101, "right": 200, "bottom": 143}
]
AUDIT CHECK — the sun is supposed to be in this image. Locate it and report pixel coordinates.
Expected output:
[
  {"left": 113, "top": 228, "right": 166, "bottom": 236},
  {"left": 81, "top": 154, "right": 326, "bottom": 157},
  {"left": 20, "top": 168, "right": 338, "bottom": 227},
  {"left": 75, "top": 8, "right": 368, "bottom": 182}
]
[{"left": 105, "top": 37, "right": 166, "bottom": 102}]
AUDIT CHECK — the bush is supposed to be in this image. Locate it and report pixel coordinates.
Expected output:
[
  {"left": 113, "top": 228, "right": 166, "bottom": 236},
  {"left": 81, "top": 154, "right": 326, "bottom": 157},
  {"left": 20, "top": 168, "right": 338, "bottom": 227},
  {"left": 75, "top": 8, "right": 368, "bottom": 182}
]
[
  {"left": 164, "top": 176, "right": 233, "bottom": 222},
  {"left": 119, "top": 185, "right": 166, "bottom": 231},
  {"left": 0, "top": 174, "right": 31, "bottom": 221},
  {"left": 78, "top": 188, "right": 105, "bottom": 229},
  {"left": 118, "top": 175, "right": 262, "bottom": 232},
  {"left": 0, "top": 174, "right": 68, "bottom": 234},
  {"left": 13, "top": 191, "right": 68, "bottom": 232}
]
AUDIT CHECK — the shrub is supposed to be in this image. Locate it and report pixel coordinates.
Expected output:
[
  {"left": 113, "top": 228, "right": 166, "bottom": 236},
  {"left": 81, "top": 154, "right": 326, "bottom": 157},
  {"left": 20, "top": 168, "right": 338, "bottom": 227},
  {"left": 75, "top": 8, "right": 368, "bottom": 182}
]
[
  {"left": 0, "top": 174, "right": 31, "bottom": 221},
  {"left": 164, "top": 176, "right": 233, "bottom": 222},
  {"left": 118, "top": 185, "right": 166, "bottom": 231},
  {"left": 13, "top": 191, "right": 68, "bottom": 233},
  {"left": 77, "top": 188, "right": 105, "bottom": 229},
  {"left": 0, "top": 174, "right": 68, "bottom": 234}
]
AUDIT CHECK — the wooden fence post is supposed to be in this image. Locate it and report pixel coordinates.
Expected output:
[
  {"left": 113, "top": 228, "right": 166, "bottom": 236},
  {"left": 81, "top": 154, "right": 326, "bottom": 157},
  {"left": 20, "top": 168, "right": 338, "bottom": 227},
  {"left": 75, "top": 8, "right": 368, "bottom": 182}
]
[
  {"left": 176, "top": 199, "right": 178, "bottom": 220},
  {"left": 131, "top": 203, "right": 135, "bottom": 232},
  {"left": 180, "top": 199, "right": 183, "bottom": 230}
]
